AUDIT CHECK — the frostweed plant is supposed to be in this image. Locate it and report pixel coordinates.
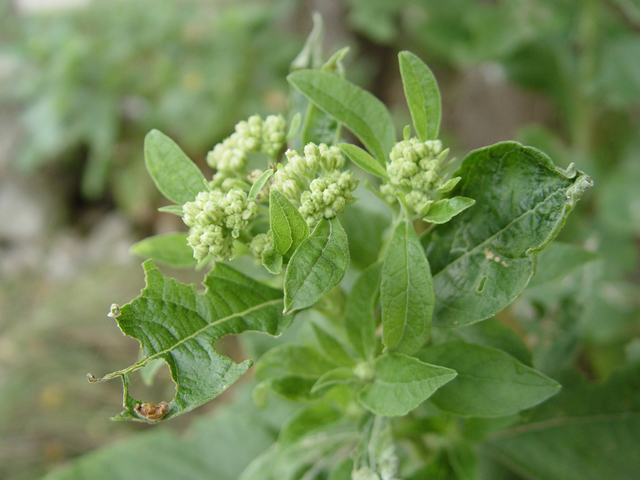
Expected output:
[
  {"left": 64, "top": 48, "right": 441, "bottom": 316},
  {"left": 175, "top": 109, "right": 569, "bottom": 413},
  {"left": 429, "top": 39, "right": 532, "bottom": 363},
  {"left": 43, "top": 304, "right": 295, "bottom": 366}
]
[{"left": 80, "top": 34, "right": 632, "bottom": 480}]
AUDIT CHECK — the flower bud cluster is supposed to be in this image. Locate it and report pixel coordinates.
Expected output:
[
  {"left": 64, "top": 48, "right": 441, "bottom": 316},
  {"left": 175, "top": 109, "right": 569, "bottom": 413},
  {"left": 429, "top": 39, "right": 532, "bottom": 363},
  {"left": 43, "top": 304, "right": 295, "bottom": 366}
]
[
  {"left": 270, "top": 143, "right": 357, "bottom": 227},
  {"left": 380, "top": 138, "right": 449, "bottom": 215},
  {"left": 299, "top": 170, "right": 358, "bottom": 228},
  {"left": 206, "top": 114, "right": 287, "bottom": 185},
  {"left": 182, "top": 187, "right": 258, "bottom": 262},
  {"left": 249, "top": 232, "right": 273, "bottom": 257}
]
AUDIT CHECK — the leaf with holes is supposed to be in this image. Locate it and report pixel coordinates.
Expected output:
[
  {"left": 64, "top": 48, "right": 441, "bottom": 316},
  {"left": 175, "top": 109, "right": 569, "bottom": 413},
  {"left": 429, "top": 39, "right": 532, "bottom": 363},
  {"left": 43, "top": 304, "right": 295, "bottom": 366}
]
[
  {"left": 87, "top": 260, "right": 288, "bottom": 423},
  {"left": 424, "top": 142, "right": 592, "bottom": 328}
]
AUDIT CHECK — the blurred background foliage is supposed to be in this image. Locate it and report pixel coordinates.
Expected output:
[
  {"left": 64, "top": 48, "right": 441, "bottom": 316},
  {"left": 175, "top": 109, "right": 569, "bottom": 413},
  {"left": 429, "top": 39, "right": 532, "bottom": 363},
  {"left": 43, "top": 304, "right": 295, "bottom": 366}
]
[{"left": 0, "top": 0, "right": 638, "bottom": 479}]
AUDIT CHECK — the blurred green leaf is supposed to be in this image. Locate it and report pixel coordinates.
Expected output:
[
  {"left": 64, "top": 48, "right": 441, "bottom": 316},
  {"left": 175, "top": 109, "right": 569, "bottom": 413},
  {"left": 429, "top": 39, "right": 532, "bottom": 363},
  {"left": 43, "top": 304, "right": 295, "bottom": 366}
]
[{"left": 130, "top": 233, "right": 196, "bottom": 266}]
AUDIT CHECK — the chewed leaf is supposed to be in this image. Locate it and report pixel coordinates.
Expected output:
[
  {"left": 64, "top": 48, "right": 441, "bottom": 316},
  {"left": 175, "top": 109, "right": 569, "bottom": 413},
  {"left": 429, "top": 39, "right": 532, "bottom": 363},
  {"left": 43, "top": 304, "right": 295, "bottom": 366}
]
[
  {"left": 425, "top": 142, "right": 592, "bottom": 328},
  {"left": 144, "top": 129, "right": 206, "bottom": 204},
  {"left": 88, "top": 260, "right": 287, "bottom": 423}
]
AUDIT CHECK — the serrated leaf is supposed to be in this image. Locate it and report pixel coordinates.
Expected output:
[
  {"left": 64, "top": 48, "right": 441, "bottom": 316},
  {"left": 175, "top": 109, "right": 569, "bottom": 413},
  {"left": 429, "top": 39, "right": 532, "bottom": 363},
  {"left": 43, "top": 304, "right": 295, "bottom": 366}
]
[
  {"left": 424, "top": 142, "right": 592, "bottom": 328},
  {"left": 398, "top": 51, "right": 441, "bottom": 141},
  {"left": 249, "top": 169, "right": 274, "bottom": 201},
  {"left": 423, "top": 196, "right": 475, "bottom": 224},
  {"left": 288, "top": 70, "right": 396, "bottom": 164},
  {"left": 269, "top": 189, "right": 309, "bottom": 258},
  {"left": 88, "top": 260, "right": 286, "bottom": 423},
  {"left": 381, "top": 219, "right": 435, "bottom": 354},
  {"left": 344, "top": 262, "right": 383, "bottom": 360},
  {"left": 416, "top": 341, "right": 560, "bottom": 418},
  {"left": 483, "top": 365, "right": 640, "bottom": 480},
  {"left": 144, "top": 129, "right": 206, "bottom": 204},
  {"left": 284, "top": 217, "right": 349, "bottom": 314},
  {"left": 357, "top": 353, "right": 456, "bottom": 417},
  {"left": 528, "top": 241, "right": 599, "bottom": 287},
  {"left": 339, "top": 143, "right": 390, "bottom": 180},
  {"left": 130, "top": 233, "right": 196, "bottom": 267}
]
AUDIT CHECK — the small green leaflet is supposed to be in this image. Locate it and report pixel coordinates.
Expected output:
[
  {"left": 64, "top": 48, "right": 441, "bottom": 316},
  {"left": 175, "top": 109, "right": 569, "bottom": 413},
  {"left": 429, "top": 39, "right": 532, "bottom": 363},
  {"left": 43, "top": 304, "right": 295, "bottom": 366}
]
[
  {"left": 398, "top": 51, "right": 442, "bottom": 141},
  {"left": 284, "top": 217, "right": 349, "bottom": 314},
  {"left": 157, "top": 205, "right": 184, "bottom": 216},
  {"left": 130, "top": 232, "right": 196, "bottom": 267},
  {"left": 87, "top": 260, "right": 287, "bottom": 423},
  {"left": 269, "top": 189, "right": 309, "bottom": 259},
  {"left": 356, "top": 353, "right": 457, "bottom": 416},
  {"left": 422, "top": 196, "right": 475, "bottom": 224},
  {"left": 381, "top": 219, "right": 435, "bottom": 354},
  {"left": 288, "top": 70, "right": 396, "bottom": 164},
  {"left": 249, "top": 169, "right": 273, "bottom": 201},
  {"left": 339, "top": 143, "right": 390, "bottom": 180},
  {"left": 144, "top": 129, "right": 206, "bottom": 205},
  {"left": 424, "top": 142, "right": 592, "bottom": 328},
  {"left": 416, "top": 341, "right": 560, "bottom": 417}
]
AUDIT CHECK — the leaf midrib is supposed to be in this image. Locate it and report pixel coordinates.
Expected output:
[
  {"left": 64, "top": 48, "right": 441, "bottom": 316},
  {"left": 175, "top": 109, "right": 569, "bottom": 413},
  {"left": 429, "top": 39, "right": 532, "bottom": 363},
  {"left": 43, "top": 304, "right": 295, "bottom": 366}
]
[
  {"left": 142, "top": 297, "right": 283, "bottom": 365},
  {"left": 433, "top": 177, "right": 571, "bottom": 283}
]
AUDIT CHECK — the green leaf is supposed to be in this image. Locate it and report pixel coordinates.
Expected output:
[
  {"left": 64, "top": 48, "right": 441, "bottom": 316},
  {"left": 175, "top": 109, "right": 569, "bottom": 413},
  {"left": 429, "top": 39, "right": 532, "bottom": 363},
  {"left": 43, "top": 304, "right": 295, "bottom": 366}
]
[
  {"left": 284, "top": 217, "right": 349, "bottom": 314},
  {"left": 528, "top": 241, "right": 599, "bottom": 287},
  {"left": 352, "top": 416, "right": 401, "bottom": 479},
  {"left": 424, "top": 143, "right": 592, "bottom": 328},
  {"left": 339, "top": 143, "right": 390, "bottom": 180},
  {"left": 311, "top": 323, "right": 356, "bottom": 367},
  {"left": 262, "top": 251, "right": 284, "bottom": 275},
  {"left": 447, "top": 443, "right": 480, "bottom": 480},
  {"left": 130, "top": 233, "right": 196, "bottom": 267},
  {"left": 311, "top": 368, "right": 357, "bottom": 396},
  {"left": 144, "top": 129, "right": 206, "bottom": 205},
  {"left": 254, "top": 344, "right": 337, "bottom": 402},
  {"left": 483, "top": 365, "right": 640, "bottom": 480},
  {"left": 344, "top": 262, "right": 383, "bottom": 360},
  {"left": 249, "top": 169, "right": 274, "bottom": 201},
  {"left": 278, "top": 401, "right": 343, "bottom": 446},
  {"left": 357, "top": 353, "right": 457, "bottom": 416},
  {"left": 381, "top": 219, "right": 435, "bottom": 354},
  {"left": 157, "top": 205, "right": 184, "bottom": 216},
  {"left": 416, "top": 342, "right": 560, "bottom": 417},
  {"left": 433, "top": 318, "right": 533, "bottom": 367},
  {"left": 269, "top": 189, "right": 309, "bottom": 258},
  {"left": 87, "top": 260, "right": 287, "bottom": 423},
  {"left": 40, "top": 385, "right": 291, "bottom": 480},
  {"left": 288, "top": 70, "right": 396, "bottom": 164},
  {"left": 340, "top": 197, "right": 391, "bottom": 271},
  {"left": 398, "top": 51, "right": 442, "bottom": 141},
  {"left": 423, "top": 197, "right": 475, "bottom": 224}
]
